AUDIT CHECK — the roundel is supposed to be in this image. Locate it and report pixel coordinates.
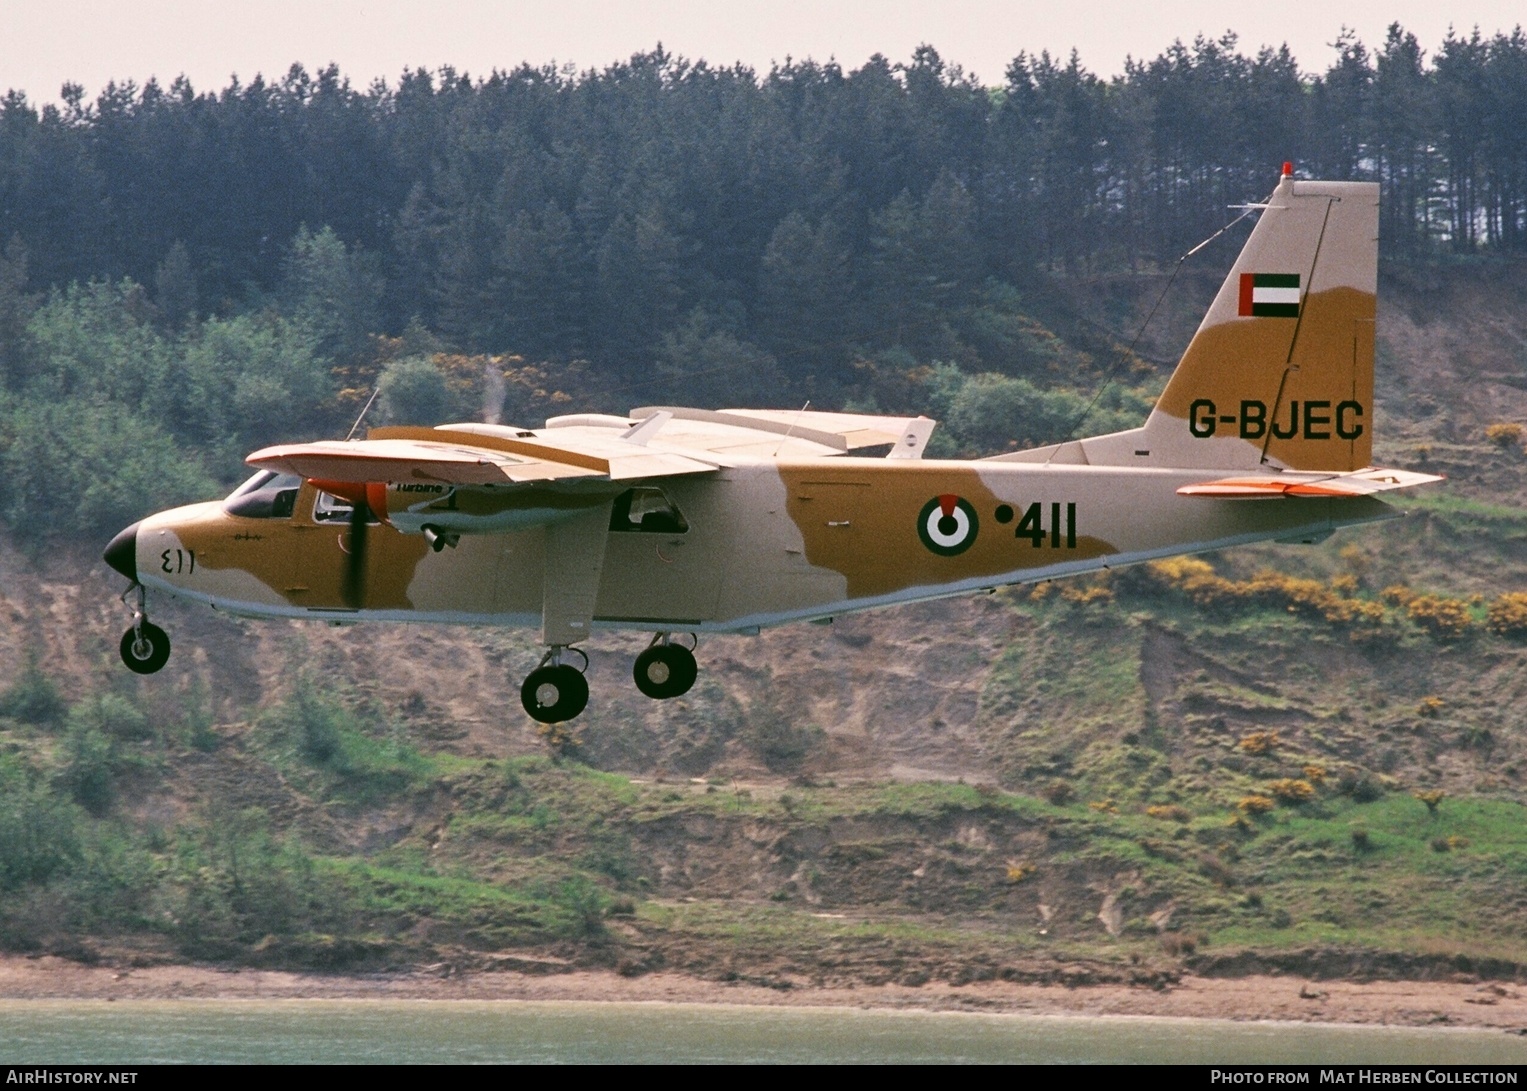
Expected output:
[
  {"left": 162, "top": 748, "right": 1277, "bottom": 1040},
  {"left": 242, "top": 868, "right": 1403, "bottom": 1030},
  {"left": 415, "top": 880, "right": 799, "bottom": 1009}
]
[{"left": 917, "top": 494, "right": 979, "bottom": 556}]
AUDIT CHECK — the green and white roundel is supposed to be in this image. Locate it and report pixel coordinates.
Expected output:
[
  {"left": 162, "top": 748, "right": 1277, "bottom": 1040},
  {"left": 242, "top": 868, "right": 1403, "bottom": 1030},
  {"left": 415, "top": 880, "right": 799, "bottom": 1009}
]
[{"left": 918, "top": 494, "right": 979, "bottom": 556}]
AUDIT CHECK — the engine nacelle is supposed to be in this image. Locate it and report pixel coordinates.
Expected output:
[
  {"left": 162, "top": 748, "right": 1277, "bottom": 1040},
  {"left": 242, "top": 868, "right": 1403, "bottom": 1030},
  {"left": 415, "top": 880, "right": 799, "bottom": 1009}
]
[{"left": 378, "top": 482, "right": 618, "bottom": 536}]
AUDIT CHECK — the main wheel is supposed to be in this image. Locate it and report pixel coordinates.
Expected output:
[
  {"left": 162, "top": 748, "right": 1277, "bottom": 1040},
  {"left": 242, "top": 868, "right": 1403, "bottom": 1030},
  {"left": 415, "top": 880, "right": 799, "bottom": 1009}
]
[
  {"left": 633, "top": 643, "right": 697, "bottom": 699},
  {"left": 120, "top": 622, "right": 171, "bottom": 675},
  {"left": 521, "top": 664, "right": 589, "bottom": 723}
]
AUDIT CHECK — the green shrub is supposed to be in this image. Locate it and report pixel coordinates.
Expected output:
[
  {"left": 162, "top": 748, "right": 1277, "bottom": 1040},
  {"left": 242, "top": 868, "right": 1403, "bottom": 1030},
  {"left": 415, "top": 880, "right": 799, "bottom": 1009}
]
[
  {"left": 0, "top": 759, "right": 81, "bottom": 889},
  {"left": 181, "top": 675, "right": 219, "bottom": 751},
  {"left": 2, "top": 399, "right": 216, "bottom": 538},
  {"left": 67, "top": 694, "right": 150, "bottom": 741},
  {"left": 745, "top": 709, "right": 823, "bottom": 771},
  {"left": 172, "top": 805, "right": 344, "bottom": 947},
  {"left": 1338, "top": 770, "right": 1385, "bottom": 803},
  {"left": 1042, "top": 779, "right": 1074, "bottom": 805},
  {"left": 555, "top": 876, "right": 607, "bottom": 937},
  {"left": 262, "top": 674, "right": 430, "bottom": 802},
  {"left": 376, "top": 355, "right": 465, "bottom": 426},
  {"left": 0, "top": 657, "right": 65, "bottom": 726},
  {"left": 56, "top": 723, "right": 115, "bottom": 815},
  {"left": 271, "top": 674, "right": 347, "bottom": 768}
]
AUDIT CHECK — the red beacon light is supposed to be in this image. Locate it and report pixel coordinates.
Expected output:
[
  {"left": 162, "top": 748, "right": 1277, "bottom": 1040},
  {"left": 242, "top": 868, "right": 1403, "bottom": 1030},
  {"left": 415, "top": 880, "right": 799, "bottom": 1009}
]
[{"left": 1282, "top": 161, "right": 1294, "bottom": 178}]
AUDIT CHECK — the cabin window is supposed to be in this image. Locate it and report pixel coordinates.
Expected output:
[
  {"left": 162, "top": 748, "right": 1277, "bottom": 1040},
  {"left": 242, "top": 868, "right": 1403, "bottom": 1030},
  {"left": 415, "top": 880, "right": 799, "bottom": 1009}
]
[
  {"left": 609, "top": 487, "right": 688, "bottom": 533},
  {"left": 314, "top": 490, "right": 381, "bottom": 525},
  {"left": 223, "top": 471, "right": 301, "bottom": 519}
]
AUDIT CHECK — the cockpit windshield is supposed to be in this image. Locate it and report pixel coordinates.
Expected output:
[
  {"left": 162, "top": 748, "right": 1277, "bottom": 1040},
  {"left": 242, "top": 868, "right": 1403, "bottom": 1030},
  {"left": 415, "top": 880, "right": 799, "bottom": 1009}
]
[{"left": 224, "top": 471, "right": 302, "bottom": 519}]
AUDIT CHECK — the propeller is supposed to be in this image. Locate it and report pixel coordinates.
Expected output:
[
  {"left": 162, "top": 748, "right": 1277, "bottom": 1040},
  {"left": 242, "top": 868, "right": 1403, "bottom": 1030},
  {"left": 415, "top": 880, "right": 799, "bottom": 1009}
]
[
  {"left": 310, "top": 479, "right": 386, "bottom": 610},
  {"left": 342, "top": 495, "right": 370, "bottom": 608}
]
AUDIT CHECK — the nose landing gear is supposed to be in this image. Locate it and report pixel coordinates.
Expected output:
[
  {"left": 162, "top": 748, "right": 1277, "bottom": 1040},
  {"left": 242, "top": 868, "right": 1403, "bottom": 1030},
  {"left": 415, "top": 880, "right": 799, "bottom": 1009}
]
[
  {"left": 633, "top": 633, "right": 697, "bottom": 700},
  {"left": 520, "top": 646, "right": 589, "bottom": 723},
  {"left": 118, "top": 584, "right": 171, "bottom": 675}
]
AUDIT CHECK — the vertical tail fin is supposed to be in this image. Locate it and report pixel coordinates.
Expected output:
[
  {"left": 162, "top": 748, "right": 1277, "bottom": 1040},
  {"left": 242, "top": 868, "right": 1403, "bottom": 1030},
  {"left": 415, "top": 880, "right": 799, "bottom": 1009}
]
[
  {"left": 998, "top": 168, "right": 1380, "bottom": 472},
  {"left": 1141, "top": 168, "right": 1378, "bottom": 472}
]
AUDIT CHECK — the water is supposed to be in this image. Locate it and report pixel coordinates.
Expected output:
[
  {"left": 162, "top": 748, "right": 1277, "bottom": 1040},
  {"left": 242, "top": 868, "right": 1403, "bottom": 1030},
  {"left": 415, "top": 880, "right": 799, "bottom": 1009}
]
[{"left": 2, "top": 1001, "right": 1525, "bottom": 1064}]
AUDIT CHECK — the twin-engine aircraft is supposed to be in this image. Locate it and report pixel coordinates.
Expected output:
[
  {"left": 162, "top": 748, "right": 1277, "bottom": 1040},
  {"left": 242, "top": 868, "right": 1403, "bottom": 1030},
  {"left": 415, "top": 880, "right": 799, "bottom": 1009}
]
[{"left": 105, "top": 167, "right": 1440, "bottom": 722}]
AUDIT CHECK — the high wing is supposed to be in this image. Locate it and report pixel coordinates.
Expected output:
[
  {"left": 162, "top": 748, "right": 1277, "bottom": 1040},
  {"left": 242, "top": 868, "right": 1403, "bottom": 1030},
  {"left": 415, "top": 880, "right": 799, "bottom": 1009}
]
[
  {"left": 1176, "top": 466, "right": 1444, "bottom": 499},
  {"left": 548, "top": 407, "right": 936, "bottom": 461},
  {"left": 627, "top": 406, "right": 935, "bottom": 459},
  {"left": 248, "top": 408, "right": 939, "bottom": 485},
  {"left": 247, "top": 424, "right": 718, "bottom": 486}
]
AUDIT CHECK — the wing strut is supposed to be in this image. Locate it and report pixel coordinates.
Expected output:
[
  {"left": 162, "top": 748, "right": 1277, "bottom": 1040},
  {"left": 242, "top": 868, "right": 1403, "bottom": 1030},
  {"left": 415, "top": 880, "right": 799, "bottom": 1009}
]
[{"left": 541, "top": 500, "right": 614, "bottom": 646}]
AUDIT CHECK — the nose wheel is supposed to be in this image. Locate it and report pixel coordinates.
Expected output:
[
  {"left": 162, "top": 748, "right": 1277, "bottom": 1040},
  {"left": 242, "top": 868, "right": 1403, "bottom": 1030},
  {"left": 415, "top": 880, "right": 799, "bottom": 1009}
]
[
  {"left": 118, "top": 584, "right": 171, "bottom": 675},
  {"left": 633, "top": 634, "right": 697, "bottom": 699},
  {"left": 521, "top": 647, "right": 589, "bottom": 723},
  {"left": 121, "top": 622, "right": 171, "bottom": 675}
]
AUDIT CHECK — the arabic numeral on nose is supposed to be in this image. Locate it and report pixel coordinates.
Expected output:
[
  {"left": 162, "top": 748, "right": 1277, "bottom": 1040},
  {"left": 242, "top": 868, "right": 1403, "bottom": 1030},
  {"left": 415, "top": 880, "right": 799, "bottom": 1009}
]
[{"left": 159, "top": 549, "right": 196, "bottom": 574}]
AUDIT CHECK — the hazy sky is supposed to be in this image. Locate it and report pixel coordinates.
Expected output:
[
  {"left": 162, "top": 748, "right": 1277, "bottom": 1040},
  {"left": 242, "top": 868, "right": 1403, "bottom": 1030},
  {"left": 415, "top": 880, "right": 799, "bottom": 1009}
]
[{"left": 3, "top": 0, "right": 1524, "bottom": 102}]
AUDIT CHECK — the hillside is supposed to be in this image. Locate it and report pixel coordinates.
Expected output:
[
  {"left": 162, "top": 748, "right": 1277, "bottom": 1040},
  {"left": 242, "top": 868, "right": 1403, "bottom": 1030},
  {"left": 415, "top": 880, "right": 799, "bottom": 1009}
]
[{"left": 1, "top": 261, "right": 1526, "bottom": 997}]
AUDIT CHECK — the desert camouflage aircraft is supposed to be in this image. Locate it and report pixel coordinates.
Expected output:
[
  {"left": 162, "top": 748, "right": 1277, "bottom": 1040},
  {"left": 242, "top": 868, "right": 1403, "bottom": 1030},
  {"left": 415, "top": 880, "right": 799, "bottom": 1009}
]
[{"left": 105, "top": 166, "right": 1440, "bottom": 723}]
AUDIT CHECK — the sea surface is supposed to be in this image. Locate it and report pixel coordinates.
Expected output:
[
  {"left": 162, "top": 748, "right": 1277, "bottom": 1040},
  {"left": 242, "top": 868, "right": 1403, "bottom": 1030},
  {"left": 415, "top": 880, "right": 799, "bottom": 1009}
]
[{"left": 2, "top": 1000, "right": 1525, "bottom": 1064}]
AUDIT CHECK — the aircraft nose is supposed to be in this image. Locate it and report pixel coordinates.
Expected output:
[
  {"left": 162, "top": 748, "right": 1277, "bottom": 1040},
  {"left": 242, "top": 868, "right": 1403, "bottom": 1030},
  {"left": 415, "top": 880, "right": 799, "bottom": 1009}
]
[{"left": 103, "top": 521, "right": 140, "bottom": 582}]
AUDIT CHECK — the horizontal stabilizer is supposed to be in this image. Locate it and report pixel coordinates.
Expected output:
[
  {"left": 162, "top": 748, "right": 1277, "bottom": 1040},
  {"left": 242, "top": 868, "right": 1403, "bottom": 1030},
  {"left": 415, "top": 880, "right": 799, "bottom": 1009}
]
[{"left": 1177, "top": 466, "right": 1443, "bottom": 499}]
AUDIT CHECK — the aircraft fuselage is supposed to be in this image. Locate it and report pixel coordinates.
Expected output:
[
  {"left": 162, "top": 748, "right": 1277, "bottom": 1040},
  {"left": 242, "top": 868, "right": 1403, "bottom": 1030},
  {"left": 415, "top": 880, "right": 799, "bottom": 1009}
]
[{"left": 130, "top": 457, "right": 1395, "bottom": 634}]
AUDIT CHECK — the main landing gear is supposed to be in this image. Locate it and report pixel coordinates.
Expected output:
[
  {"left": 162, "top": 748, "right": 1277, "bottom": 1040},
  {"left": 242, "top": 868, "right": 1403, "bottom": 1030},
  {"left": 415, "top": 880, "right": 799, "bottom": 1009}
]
[
  {"left": 521, "top": 646, "right": 590, "bottom": 723},
  {"left": 518, "top": 634, "right": 699, "bottom": 724},
  {"left": 633, "top": 633, "right": 697, "bottom": 700},
  {"left": 118, "top": 583, "right": 171, "bottom": 675}
]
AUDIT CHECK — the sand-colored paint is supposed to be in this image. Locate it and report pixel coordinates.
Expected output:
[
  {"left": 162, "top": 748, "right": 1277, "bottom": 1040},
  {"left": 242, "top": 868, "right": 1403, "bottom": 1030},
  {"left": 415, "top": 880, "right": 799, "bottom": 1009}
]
[
  {"left": 1152, "top": 286, "right": 1375, "bottom": 473},
  {"left": 147, "top": 484, "right": 431, "bottom": 611},
  {"left": 782, "top": 464, "right": 1115, "bottom": 599}
]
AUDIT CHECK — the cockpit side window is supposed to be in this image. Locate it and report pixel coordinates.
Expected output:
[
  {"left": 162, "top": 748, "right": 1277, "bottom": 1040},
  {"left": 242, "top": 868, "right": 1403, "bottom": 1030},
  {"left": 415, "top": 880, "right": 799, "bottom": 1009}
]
[
  {"left": 224, "top": 471, "right": 302, "bottom": 519},
  {"left": 609, "top": 487, "right": 688, "bottom": 533}
]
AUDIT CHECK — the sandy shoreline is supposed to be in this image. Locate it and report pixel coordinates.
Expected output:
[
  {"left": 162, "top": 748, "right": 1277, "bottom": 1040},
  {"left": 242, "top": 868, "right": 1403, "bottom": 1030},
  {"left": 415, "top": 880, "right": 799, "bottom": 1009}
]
[{"left": 1, "top": 956, "right": 1524, "bottom": 1031}]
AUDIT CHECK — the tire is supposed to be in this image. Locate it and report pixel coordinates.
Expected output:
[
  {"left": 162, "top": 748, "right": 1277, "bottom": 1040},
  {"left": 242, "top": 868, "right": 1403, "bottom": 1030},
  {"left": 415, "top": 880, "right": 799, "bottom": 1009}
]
[
  {"left": 120, "top": 622, "right": 171, "bottom": 675},
  {"left": 633, "top": 644, "right": 697, "bottom": 700},
  {"left": 521, "top": 664, "right": 589, "bottom": 723}
]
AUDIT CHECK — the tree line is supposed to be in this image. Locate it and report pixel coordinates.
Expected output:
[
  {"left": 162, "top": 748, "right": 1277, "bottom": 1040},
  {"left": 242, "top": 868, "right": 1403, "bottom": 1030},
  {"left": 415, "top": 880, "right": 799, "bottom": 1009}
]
[
  {"left": 0, "top": 27, "right": 1522, "bottom": 538},
  {"left": 1, "top": 24, "right": 1523, "bottom": 378}
]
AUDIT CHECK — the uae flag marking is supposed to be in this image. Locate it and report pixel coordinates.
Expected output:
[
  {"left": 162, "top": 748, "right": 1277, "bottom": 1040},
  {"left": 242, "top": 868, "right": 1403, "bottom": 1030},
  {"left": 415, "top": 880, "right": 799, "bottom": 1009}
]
[{"left": 1238, "top": 273, "right": 1300, "bottom": 317}]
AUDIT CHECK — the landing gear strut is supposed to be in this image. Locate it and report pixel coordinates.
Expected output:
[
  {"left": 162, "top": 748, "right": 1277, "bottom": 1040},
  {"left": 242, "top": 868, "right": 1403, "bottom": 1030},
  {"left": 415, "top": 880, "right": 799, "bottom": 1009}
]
[
  {"left": 521, "top": 646, "right": 589, "bottom": 723},
  {"left": 118, "top": 583, "right": 171, "bottom": 675},
  {"left": 633, "top": 633, "right": 697, "bottom": 700}
]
